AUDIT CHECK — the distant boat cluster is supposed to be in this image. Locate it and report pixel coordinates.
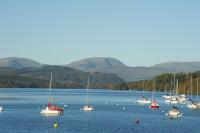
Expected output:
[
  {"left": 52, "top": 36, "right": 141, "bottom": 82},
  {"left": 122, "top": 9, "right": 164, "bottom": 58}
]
[{"left": 137, "top": 73, "right": 200, "bottom": 118}]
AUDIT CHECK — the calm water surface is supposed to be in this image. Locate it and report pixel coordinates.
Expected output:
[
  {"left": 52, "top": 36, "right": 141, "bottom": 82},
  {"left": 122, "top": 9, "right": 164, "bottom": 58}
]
[{"left": 0, "top": 88, "right": 199, "bottom": 133}]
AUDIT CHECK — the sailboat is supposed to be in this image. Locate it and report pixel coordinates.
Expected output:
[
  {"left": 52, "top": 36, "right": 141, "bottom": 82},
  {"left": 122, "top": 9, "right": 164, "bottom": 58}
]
[
  {"left": 149, "top": 79, "right": 159, "bottom": 109},
  {"left": 164, "top": 80, "right": 173, "bottom": 103},
  {"left": 137, "top": 81, "right": 151, "bottom": 105},
  {"left": 163, "top": 83, "right": 171, "bottom": 99},
  {"left": 187, "top": 77, "right": 199, "bottom": 109},
  {"left": 197, "top": 78, "right": 200, "bottom": 108},
  {"left": 167, "top": 106, "right": 183, "bottom": 118},
  {"left": 82, "top": 76, "right": 94, "bottom": 112},
  {"left": 40, "top": 72, "right": 64, "bottom": 115},
  {"left": 166, "top": 74, "right": 179, "bottom": 104},
  {"left": 167, "top": 74, "right": 182, "bottom": 118}
]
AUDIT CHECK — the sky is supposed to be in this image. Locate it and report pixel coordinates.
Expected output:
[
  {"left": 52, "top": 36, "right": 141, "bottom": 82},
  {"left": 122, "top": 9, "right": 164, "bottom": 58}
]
[{"left": 0, "top": 0, "right": 200, "bottom": 66}]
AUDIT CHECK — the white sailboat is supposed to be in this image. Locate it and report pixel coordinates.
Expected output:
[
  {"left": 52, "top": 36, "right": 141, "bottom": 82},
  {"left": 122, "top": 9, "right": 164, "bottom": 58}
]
[
  {"left": 82, "top": 76, "right": 94, "bottom": 112},
  {"left": 166, "top": 74, "right": 182, "bottom": 118},
  {"left": 197, "top": 78, "right": 200, "bottom": 108},
  {"left": 167, "top": 106, "right": 183, "bottom": 118},
  {"left": 137, "top": 81, "right": 151, "bottom": 105},
  {"left": 187, "top": 77, "right": 199, "bottom": 109},
  {"left": 40, "top": 72, "right": 64, "bottom": 115},
  {"left": 164, "top": 80, "right": 173, "bottom": 103},
  {"left": 166, "top": 74, "right": 179, "bottom": 104},
  {"left": 163, "top": 83, "right": 171, "bottom": 99}
]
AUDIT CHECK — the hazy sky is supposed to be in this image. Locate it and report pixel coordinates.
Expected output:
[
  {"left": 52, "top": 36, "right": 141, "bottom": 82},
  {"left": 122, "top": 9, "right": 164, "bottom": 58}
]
[{"left": 0, "top": 0, "right": 200, "bottom": 66}]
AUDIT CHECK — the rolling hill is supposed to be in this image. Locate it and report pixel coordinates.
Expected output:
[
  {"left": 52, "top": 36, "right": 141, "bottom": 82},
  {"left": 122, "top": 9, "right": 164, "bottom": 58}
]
[
  {"left": 1, "top": 57, "right": 200, "bottom": 83},
  {"left": 67, "top": 57, "right": 200, "bottom": 82},
  {"left": 0, "top": 57, "right": 42, "bottom": 69},
  {"left": 0, "top": 65, "right": 125, "bottom": 88}
]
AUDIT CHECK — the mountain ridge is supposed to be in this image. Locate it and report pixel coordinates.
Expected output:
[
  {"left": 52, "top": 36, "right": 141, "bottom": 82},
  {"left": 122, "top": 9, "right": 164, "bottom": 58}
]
[
  {"left": 1, "top": 57, "right": 200, "bottom": 82},
  {"left": 0, "top": 65, "right": 124, "bottom": 88},
  {"left": 67, "top": 57, "right": 200, "bottom": 81}
]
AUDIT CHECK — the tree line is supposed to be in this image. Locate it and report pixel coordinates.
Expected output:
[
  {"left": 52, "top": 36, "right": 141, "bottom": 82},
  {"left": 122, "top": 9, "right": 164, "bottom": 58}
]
[{"left": 113, "top": 71, "right": 200, "bottom": 95}]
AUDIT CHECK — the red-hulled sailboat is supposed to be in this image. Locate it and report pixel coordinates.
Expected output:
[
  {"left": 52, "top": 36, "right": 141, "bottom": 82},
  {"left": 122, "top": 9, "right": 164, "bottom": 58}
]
[{"left": 40, "top": 72, "right": 64, "bottom": 115}]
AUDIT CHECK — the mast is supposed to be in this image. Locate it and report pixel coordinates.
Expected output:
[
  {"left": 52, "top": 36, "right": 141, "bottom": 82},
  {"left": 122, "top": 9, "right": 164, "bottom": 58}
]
[
  {"left": 176, "top": 79, "right": 179, "bottom": 95},
  {"left": 48, "top": 72, "right": 53, "bottom": 102},
  {"left": 164, "top": 83, "right": 167, "bottom": 94},
  {"left": 152, "top": 79, "right": 155, "bottom": 101},
  {"left": 197, "top": 78, "right": 199, "bottom": 102},
  {"left": 86, "top": 76, "right": 90, "bottom": 105},
  {"left": 142, "top": 80, "right": 145, "bottom": 97},
  {"left": 169, "top": 79, "right": 173, "bottom": 107},
  {"left": 191, "top": 76, "right": 193, "bottom": 100},
  {"left": 173, "top": 73, "right": 176, "bottom": 96}
]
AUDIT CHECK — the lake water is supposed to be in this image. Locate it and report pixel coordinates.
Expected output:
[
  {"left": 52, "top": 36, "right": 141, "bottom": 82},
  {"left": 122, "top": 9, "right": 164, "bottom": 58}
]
[{"left": 0, "top": 88, "right": 199, "bottom": 133}]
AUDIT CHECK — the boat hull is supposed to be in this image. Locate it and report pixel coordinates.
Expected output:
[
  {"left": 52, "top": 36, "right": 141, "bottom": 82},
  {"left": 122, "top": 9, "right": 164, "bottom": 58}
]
[
  {"left": 83, "top": 106, "right": 94, "bottom": 111},
  {"left": 137, "top": 99, "right": 151, "bottom": 104},
  {"left": 149, "top": 101, "right": 159, "bottom": 109},
  {"left": 167, "top": 110, "right": 182, "bottom": 118},
  {"left": 187, "top": 104, "right": 199, "bottom": 109},
  {"left": 40, "top": 106, "right": 63, "bottom": 115}
]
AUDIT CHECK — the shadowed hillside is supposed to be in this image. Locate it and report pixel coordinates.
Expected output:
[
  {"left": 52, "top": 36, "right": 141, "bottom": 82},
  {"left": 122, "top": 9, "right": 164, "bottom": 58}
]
[{"left": 0, "top": 66, "right": 125, "bottom": 89}]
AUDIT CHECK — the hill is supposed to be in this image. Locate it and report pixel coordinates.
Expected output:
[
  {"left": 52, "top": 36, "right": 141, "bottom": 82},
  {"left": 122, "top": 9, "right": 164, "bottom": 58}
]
[
  {"left": 2, "top": 57, "right": 200, "bottom": 82},
  {"left": 67, "top": 57, "right": 172, "bottom": 81},
  {"left": 0, "top": 66, "right": 124, "bottom": 89},
  {"left": 0, "top": 57, "right": 42, "bottom": 69},
  {"left": 68, "top": 57, "right": 200, "bottom": 82}
]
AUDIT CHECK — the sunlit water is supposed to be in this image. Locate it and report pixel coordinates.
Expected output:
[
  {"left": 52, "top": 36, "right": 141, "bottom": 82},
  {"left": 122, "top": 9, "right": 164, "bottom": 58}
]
[{"left": 0, "top": 88, "right": 199, "bottom": 133}]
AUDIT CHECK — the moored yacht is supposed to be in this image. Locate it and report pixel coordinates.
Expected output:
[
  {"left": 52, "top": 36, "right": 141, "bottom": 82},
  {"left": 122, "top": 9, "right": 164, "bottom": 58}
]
[
  {"left": 149, "top": 79, "right": 159, "bottom": 109},
  {"left": 187, "top": 102, "right": 199, "bottom": 109},
  {"left": 167, "top": 106, "right": 182, "bottom": 118},
  {"left": 40, "top": 72, "right": 64, "bottom": 115},
  {"left": 82, "top": 76, "right": 94, "bottom": 112},
  {"left": 166, "top": 73, "right": 183, "bottom": 118},
  {"left": 41, "top": 103, "right": 64, "bottom": 115},
  {"left": 137, "top": 81, "right": 151, "bottom": 105},
  {"left": 83, "top": 105, "right": 94, "bottom": 111},
  {"left": 137, "top": 96, "right": 151, "bottom": 104}
]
